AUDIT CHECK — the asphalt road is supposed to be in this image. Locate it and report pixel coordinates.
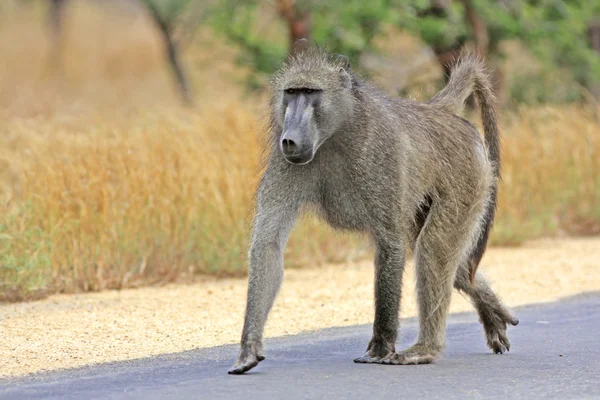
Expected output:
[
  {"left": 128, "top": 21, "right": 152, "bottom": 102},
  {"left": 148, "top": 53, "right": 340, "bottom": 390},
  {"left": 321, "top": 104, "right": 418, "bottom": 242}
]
[{"left": 2, "top": 292, "right": 599, "bottom": 400}]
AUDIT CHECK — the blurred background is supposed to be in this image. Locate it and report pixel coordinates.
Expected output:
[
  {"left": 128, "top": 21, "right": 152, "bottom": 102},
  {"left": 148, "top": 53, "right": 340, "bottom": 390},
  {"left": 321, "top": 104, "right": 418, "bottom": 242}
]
[{"left": 0, "top": 0, "right": 598, "bottom": 301}]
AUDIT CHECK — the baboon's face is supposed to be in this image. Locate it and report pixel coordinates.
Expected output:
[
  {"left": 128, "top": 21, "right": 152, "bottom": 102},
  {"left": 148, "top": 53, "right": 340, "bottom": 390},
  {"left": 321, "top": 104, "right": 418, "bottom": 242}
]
[
  {"left": 275, "top": 61, "right": 353, "bottom": 165},
  {"left": 278, "top": 87, "right": 321, "bottom": 164}
]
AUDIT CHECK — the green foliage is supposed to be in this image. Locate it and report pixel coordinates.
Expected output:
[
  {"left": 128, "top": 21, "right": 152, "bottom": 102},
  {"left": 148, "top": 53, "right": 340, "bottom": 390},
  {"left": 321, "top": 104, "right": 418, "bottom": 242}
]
[
  {"left": 393, "top": 1, "right": 468, "bottom": 50},
  {"left": 141, "top": 0, "right": 194, "bottom": 23},
  {"left": 510, "top": 68, "right": 584, "bottom": 105},
  {"left": 210, "top": 0, "right": 397, "bottom": 82},
  {"left": 517, "top": 0, "right": 600, "bottom": 96},
  {"left": 0, "top": 201, "right": 53, "bottom": 299},
  {"left": 209, "top": 0, "right": 600, "bottom": 103},
  {"left": 211, "top": 0, "right": 287, "bottom": 77},
  {"left": 310, "top": 0, "right": 399, "bottom": 61}
]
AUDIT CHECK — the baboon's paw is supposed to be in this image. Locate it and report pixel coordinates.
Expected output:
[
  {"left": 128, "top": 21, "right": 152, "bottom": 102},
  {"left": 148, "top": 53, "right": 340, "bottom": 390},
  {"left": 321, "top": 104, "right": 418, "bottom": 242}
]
[
  {"left": 228, "top": 359, "right": 259, "bottom": 374},
  {"left": 486, "top": 327, "right": 511, "bottom": 354},
  {"left": 353, "top": 355, "right": 383, "bottom": 364},
  {"left": 228, "top": 342, "right": 265, "bottom": 374},
  {"left": 482, "top": 308, "right": 518, "bottom": 354},
  {"left": 354, "top": 338, "right": 395, "bottom": 364},
  {"left": 353, "top": 347, "right": 393, "bottom": 364},
  {"left": 378, "top": 345, "right": 438, "bottom": 365}
]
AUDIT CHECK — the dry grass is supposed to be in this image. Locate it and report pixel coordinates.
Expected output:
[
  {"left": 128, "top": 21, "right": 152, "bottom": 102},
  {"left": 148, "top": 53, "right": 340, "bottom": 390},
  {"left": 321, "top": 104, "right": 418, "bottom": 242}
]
[
  {"left": 0, "top": 3, "right": 599, "bottom": 300},
  {"left": 495, "top": 106, "right": 600, "bottom": 244},
  {"left": 0, "top": 104, "right": 366, "bottom": 299}
]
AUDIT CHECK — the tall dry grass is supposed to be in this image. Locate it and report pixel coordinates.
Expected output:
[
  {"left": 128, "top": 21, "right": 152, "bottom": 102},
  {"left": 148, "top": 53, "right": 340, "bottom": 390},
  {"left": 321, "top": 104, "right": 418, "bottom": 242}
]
[
  {"left": 495, "top": 106, "right": 600, "bottom": 243},
  {"left": 0, "top": 3, "right": 598, "bottom": 300},
  {"left": 0, "top": 106, "right": 369, "bottom": 299}
]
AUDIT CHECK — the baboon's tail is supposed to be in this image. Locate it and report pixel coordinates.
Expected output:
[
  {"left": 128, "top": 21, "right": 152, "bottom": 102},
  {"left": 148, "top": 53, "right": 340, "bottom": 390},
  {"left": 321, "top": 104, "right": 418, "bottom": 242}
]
[{"left": 428, "top": 52, "right": 501, "bottom": 283}]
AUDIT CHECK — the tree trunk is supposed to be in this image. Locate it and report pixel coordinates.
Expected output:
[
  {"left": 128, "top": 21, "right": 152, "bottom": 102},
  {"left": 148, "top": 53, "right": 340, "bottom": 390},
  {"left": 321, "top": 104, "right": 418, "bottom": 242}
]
[
  {"left": 588, "top": 19, "right": 600, "bottom": 98},
  {"left": 276, "top": 0, "right": 311, "bottom": 53},
  {"left": 419, "top": 0, "right": 466, "bottom": 84},
  {"left": 161, "top": 27, "right": 193, "bottom": 106},
  {"left": 423, "top": 0, "right": 504, "bottom": 106},
  {"left": 461, "top": 0, "right": 489, "bottom": 57},
  {"left": 143, "top": 1, "right": 193, "bottom": 106},
  {"left": 48, "top": 0, "right": 68, "bottom": 71},
  {"left": 49, "top": 0, "right": 67, "bottom": 35}
]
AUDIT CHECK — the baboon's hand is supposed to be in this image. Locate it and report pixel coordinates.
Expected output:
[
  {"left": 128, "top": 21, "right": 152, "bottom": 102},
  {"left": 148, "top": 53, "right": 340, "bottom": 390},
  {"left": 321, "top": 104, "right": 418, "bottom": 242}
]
[
  {"left": 353, "top": 337, "right": 395, "bottom": 363},
  {"left": 228, "top": 341, "right": 265, "bottom": 375}
]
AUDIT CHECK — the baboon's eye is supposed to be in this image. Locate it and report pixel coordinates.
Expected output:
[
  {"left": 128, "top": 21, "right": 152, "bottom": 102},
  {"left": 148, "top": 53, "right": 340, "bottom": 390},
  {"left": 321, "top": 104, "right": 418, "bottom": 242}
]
[
  {"left": 305, "top": 89, "right": 314, "bottom": 94},
  {"left": 285, "top": 89, "right": 296, "bottom": 95}
]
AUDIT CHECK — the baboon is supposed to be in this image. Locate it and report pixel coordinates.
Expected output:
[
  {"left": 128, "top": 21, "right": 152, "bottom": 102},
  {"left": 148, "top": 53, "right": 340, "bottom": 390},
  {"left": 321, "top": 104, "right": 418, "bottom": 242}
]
[{"left": 228, "top": 40, "right": 518, "bottom": 374}]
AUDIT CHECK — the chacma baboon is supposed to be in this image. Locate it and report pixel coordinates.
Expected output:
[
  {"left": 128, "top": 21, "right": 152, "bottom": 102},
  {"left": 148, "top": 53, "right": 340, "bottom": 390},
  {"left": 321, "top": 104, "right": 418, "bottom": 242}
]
[{"left": 228, "top": 40, "right": 518, "bottom": 374}]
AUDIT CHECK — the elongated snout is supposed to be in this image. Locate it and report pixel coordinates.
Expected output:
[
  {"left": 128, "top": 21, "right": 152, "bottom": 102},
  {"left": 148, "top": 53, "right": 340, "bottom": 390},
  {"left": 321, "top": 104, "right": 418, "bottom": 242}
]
[
  {"left": 280, "top": 127, "right": 313, "bottom": 164},
  {"left": 280, "top": 133, "right": 301, "bottom": 156},
  {"left": 280, "top": 95, "right": 315, "bottom": 164}
]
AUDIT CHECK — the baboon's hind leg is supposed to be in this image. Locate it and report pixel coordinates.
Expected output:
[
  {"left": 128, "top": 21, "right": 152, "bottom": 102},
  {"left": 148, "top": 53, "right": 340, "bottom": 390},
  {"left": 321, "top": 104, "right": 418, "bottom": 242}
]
[
  {"left": 454, "top": 265, "right": 519, "bottom": 354},
  {"left": 378, "top": 205, "right": 472, "bottom": 365}
]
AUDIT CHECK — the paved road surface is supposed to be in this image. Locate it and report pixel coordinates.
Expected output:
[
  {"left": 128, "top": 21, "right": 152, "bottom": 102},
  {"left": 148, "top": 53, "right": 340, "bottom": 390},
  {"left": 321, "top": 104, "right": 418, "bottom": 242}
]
[{"left": 2, "top": 293, "right": 599, "bottom": 399}]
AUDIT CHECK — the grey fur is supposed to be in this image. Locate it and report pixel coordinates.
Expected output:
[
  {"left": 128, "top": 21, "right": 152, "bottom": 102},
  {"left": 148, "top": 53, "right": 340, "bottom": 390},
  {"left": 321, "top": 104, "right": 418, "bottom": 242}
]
[{"left": 228, "top": 43, "right": 517, "bottom": 375}]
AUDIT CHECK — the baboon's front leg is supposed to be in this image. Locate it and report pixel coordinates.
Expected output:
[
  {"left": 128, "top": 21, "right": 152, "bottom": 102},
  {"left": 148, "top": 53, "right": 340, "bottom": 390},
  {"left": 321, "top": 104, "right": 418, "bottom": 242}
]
[
  {"left": 354, "top": 239, "right": 405, "bottom": 363},
  {"left": 228, "top": 173, "right": 300, "bottom": 375}
]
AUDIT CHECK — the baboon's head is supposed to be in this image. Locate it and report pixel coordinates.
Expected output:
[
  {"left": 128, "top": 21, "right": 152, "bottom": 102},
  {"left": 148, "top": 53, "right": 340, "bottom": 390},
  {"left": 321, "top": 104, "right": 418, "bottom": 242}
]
[{"left": 272, "top": 40, "right": 355, "bottom": 165}]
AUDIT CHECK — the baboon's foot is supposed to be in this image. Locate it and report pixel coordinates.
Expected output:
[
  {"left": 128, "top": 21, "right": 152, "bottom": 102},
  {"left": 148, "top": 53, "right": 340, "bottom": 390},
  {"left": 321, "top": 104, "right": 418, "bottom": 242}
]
[
  {"left": 480, "top": 305, "right": 519, "bottom": 354},
  {"left": 377, "top": 344, "right": 441, "bottom": 365},
  {"left": 353, "top": 337, "right": 395, "bottom": 364},
  {"left": 228, "top": 341, "right": 265, "bottom": 375}
]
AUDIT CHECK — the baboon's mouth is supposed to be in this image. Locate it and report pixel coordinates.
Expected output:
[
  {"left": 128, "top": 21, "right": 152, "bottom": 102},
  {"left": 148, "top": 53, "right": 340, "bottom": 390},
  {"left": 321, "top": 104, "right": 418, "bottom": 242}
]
[{"left": 282, "top": 152, "right": 314, "bottom": 165}]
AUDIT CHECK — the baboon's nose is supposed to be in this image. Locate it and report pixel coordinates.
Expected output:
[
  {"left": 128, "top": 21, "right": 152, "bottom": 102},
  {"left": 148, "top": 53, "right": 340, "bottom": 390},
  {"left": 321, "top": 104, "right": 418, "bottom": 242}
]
[{"left": 281, "top": 138, "right": 298, "bottom": 155}]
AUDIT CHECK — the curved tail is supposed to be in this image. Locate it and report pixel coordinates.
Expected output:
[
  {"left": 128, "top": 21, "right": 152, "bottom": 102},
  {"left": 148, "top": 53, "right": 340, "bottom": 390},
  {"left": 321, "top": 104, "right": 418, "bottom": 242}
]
[{"left": 428, "top": 52, "right": 501, "bottom": 283}]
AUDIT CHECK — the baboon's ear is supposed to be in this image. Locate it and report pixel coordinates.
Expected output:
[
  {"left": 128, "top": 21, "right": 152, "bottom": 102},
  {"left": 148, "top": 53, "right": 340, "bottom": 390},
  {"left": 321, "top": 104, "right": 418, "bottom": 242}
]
[
  {"left": 339, "top": 68, "right": 352, "bottom": 89},
  {"left": 291, "top": 38, "right": 310, "bottom": 55},
  {"left": 336, "top": 55, "right": 352, "bottom": 89},
  {"left": 336, "top": 54, "right": 351, "bottom": 72}
]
